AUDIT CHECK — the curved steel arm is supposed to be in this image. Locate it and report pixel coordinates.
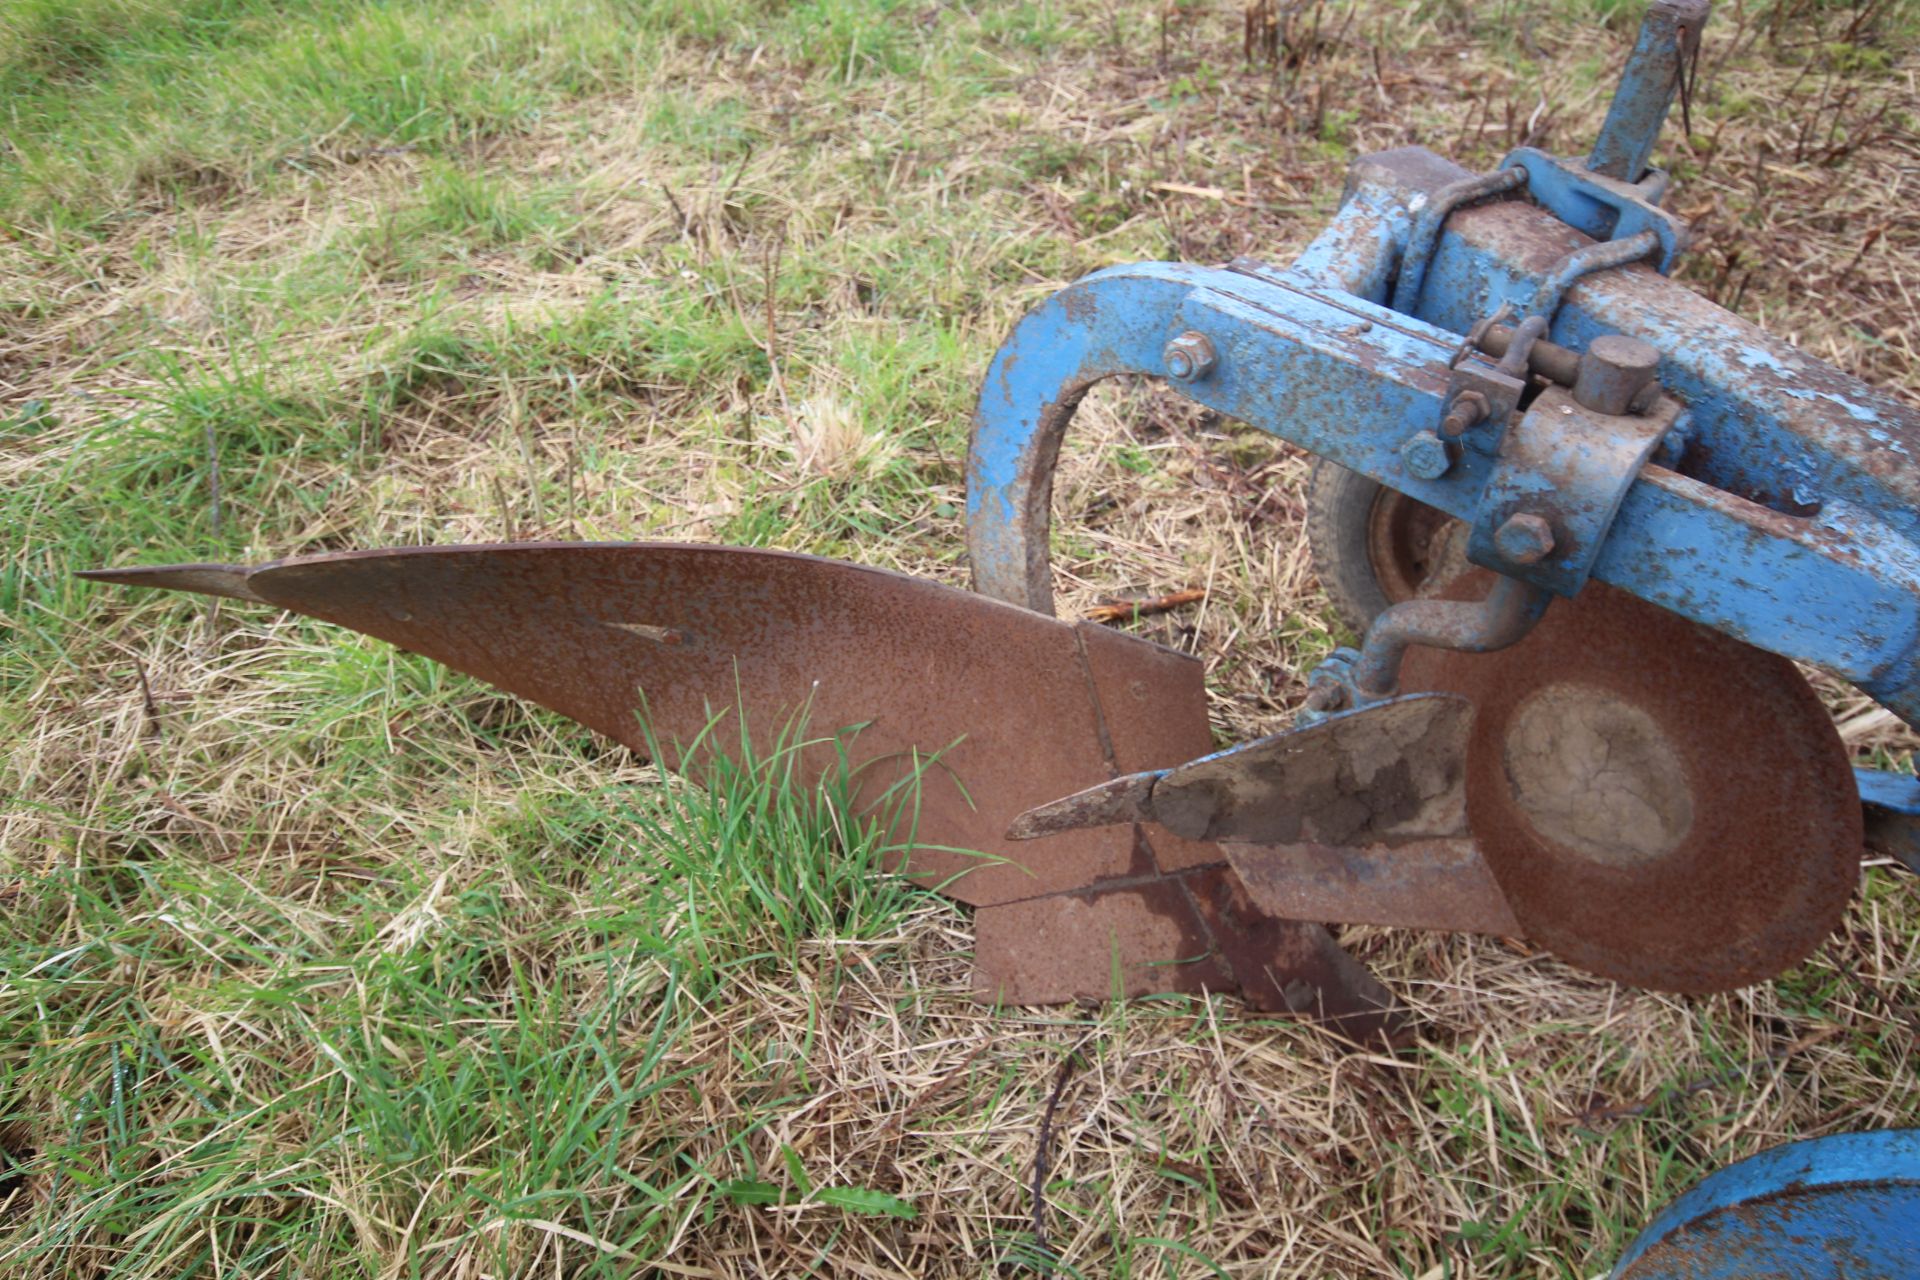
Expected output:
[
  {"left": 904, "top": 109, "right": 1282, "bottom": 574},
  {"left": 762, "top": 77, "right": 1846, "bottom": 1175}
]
[{"left": 967, "top": 261, "right": 1464, "bottom": 611}]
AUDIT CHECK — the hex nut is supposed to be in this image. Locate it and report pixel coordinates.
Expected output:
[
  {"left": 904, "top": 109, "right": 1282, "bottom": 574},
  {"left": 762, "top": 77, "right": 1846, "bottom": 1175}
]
[
  {"left": 1163, "top": 331, "right": 1217, "bottom": 382},
  {"left": 1400, "top": 430, "right": 1453, "bottom": 480},
  {"left": 1304, "top": 682, "right": 1349, "bottom": 713},
  {"left": 1495, "top": 512, "right": 1556, "bottom": 564}
]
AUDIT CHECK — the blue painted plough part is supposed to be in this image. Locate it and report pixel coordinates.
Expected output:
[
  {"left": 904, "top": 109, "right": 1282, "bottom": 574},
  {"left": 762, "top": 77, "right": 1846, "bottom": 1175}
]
[
  {"left": 1612, "top": 1130, "right": 1920, "bottom": 1279},
  {"left": 968, "top": 2, "right": 1920, "bottom": 773},
  {"left": 964, "top": 0, "right": 1919, "bottom": 995}
]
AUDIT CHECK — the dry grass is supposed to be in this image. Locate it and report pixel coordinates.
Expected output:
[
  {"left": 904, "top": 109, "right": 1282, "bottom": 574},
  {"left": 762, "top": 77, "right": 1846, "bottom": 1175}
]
[{"left": 4, "top": 0, "right": 1920, "bottom": 1276}]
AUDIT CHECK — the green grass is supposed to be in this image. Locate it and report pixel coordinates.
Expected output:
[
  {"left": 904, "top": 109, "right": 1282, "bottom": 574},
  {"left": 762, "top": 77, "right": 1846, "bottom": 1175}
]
[
  {"left": 3, "top": 701, "right": 926, "bottom": 1276},
  {"left": 4, "top": 0, "right": 1918, "bottom": 1275}
]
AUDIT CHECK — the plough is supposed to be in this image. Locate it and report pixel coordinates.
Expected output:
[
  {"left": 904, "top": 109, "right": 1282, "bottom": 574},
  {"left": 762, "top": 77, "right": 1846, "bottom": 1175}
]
[{"left": 89, "top": 0, "right": 1920, "bottom": 1050}]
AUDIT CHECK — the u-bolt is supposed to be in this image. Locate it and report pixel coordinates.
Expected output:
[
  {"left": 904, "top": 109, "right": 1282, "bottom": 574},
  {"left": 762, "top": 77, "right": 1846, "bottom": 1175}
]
[
  {"left": 1390, "top": 168, "right": 1529, "bottom": 317},
  {"left": 1528, "top": 230, "right": 1661, "bottom": 323},
  {"left": 1497, "top": 315, "right": 1550, "bottom": 378}
]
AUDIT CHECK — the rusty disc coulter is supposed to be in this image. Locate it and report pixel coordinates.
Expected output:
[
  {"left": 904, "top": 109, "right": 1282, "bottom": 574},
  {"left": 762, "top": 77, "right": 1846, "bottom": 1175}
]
[{"left": 1402, "top": 575, "right": 1859, "bottom": 993}]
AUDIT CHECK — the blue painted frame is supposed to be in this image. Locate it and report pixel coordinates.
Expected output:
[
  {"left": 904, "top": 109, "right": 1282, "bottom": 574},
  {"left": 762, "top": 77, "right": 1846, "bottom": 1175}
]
[
  {"left": 967, "top": 1, "right": 1920, "bottom": 759},
  {"left": 967, "top": 252, "right": 1920, "bottom": 724}
]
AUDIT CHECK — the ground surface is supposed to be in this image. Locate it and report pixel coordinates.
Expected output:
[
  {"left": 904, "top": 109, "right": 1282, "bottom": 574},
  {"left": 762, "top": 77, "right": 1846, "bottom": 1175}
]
[{"left": 4, "top": 1, "right": 1920, "bottom": 1276}]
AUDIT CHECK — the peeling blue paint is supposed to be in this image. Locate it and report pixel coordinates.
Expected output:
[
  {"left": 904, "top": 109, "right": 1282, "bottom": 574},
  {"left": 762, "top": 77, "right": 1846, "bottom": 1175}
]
[{"left": 1613, "top": 1130, "right": 1920, "bottom": 1280}]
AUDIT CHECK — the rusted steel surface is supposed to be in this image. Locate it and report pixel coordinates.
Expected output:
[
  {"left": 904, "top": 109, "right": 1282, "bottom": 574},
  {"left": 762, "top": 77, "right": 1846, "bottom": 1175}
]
[
  {"left": 1159, "top": 695, "right": 1471, "bottom": 844},
  {"left": 1496, "top": 152, "right": 1686, "bottom": 274},
  {"left": 972, "top": 867, "right": 1411, "bottom": 1046},
  {"left": 1287, "top": 147, "right": 1471, "bottom": 301},
  {"left": 1006, "top": 693, "right": 1525, "bottom": 938},
  {"left": 1071, "top": 619, "right": 1227, "bottom": 872},
  {"left": 1526, "top": 227, "right": 1663, "bottom": 319},
  {"left": 1401, "top": 571, "right": 1860, "bottom": 992},
  {"left": 972, "top": 879, "right": 1234, "bottom": 1002},
  {"left": 1181, "top": 866, "right": 1408, "bottom": 1044},
  {"left": 1220, "top": 835, "right": 1521, "bottom": 936},
  {"left": 970, "top": 870, "right": 1408, "bottom": 1045},
  {"left": 1005, "top": 695, "right": 1472, "bottom": 844},
  {"left": 91, "top": 545, "right": 1155, "bottom": 908},
  {"left": 94, "top": 545, "right": 1131, "bottom": 904},
  {"left": 1570, "top": 334, "right": 1662, "bottom": 416},
  {"left": 92, "top": 563, "right": 267, "bottom": 603},
  {"left": 1004, "top": 771, "right": 1161, "bottom": 841},
  {"left": 85, "top": 544, "right": 1398, "bottom": 1031},
  {"left": 966, "top": 260, "right": 1464, "bottom": 615},
  {"left": 1623, "top": 1188, "right": 1920, "bottom": 1280}
]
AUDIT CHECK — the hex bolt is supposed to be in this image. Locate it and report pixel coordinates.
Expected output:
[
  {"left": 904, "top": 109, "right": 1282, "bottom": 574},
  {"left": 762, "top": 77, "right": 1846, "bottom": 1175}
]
[
  {"left": 1163, "top": 331, "right": 1217, "bottom": 382},
  {"left": 1573, "top": 334, "right": 1662, "bottom": 415},
  {"left": 1400, "top": 430, "right": 1453, "bottom": 480},
  {"left": 1440, "top": 389, "right": 1490, "bottom": 438},
  {"left": 1494, "top": 513, "right": 1556, "bottom": 564}
]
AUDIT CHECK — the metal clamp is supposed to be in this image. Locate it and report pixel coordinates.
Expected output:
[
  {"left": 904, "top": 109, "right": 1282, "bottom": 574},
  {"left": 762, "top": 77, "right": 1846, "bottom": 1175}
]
[
  {"left": 1449, "top": 302, "right": 1515, "bottom": 370},
  {"left": 1436, "top": 305, "right": 1530, "bottom": 457},
  {"left": 1495, "top": 315, "right": 1548, "bottom": 378},
  {"left": 1468, "top": 384, "right": 1681, "bottom": 594}
]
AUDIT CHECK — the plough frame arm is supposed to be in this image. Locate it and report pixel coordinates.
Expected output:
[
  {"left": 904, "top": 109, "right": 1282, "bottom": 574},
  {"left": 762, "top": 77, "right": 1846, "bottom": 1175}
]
[{"left": 967, "top": 146, "right": 1920, "bottom": 726}]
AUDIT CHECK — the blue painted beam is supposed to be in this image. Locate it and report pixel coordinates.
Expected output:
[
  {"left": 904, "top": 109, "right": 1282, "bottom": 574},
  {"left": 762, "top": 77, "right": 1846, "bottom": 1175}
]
[{"left": 966, "top": 259, "right": 1920, "bottom": 721}]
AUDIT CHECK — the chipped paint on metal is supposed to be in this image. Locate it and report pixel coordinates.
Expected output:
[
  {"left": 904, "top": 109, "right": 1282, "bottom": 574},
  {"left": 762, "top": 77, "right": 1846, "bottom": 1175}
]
[
  {"left": 1585, "top": 0, "right": 1710, "bottom": 183},
  {"left": 1612, "top": 1130, "right": 1920, "bottom": 1280}
]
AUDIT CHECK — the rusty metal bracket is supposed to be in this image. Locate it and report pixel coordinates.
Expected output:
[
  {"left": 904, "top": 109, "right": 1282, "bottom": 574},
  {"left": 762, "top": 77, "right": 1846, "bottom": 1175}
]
[
  {"left": 1468, "top": 384, "right": 1682, "bottom": 594},
  {"left": 1500, "top": 148, "right": 1687, "bottom": 273}
]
